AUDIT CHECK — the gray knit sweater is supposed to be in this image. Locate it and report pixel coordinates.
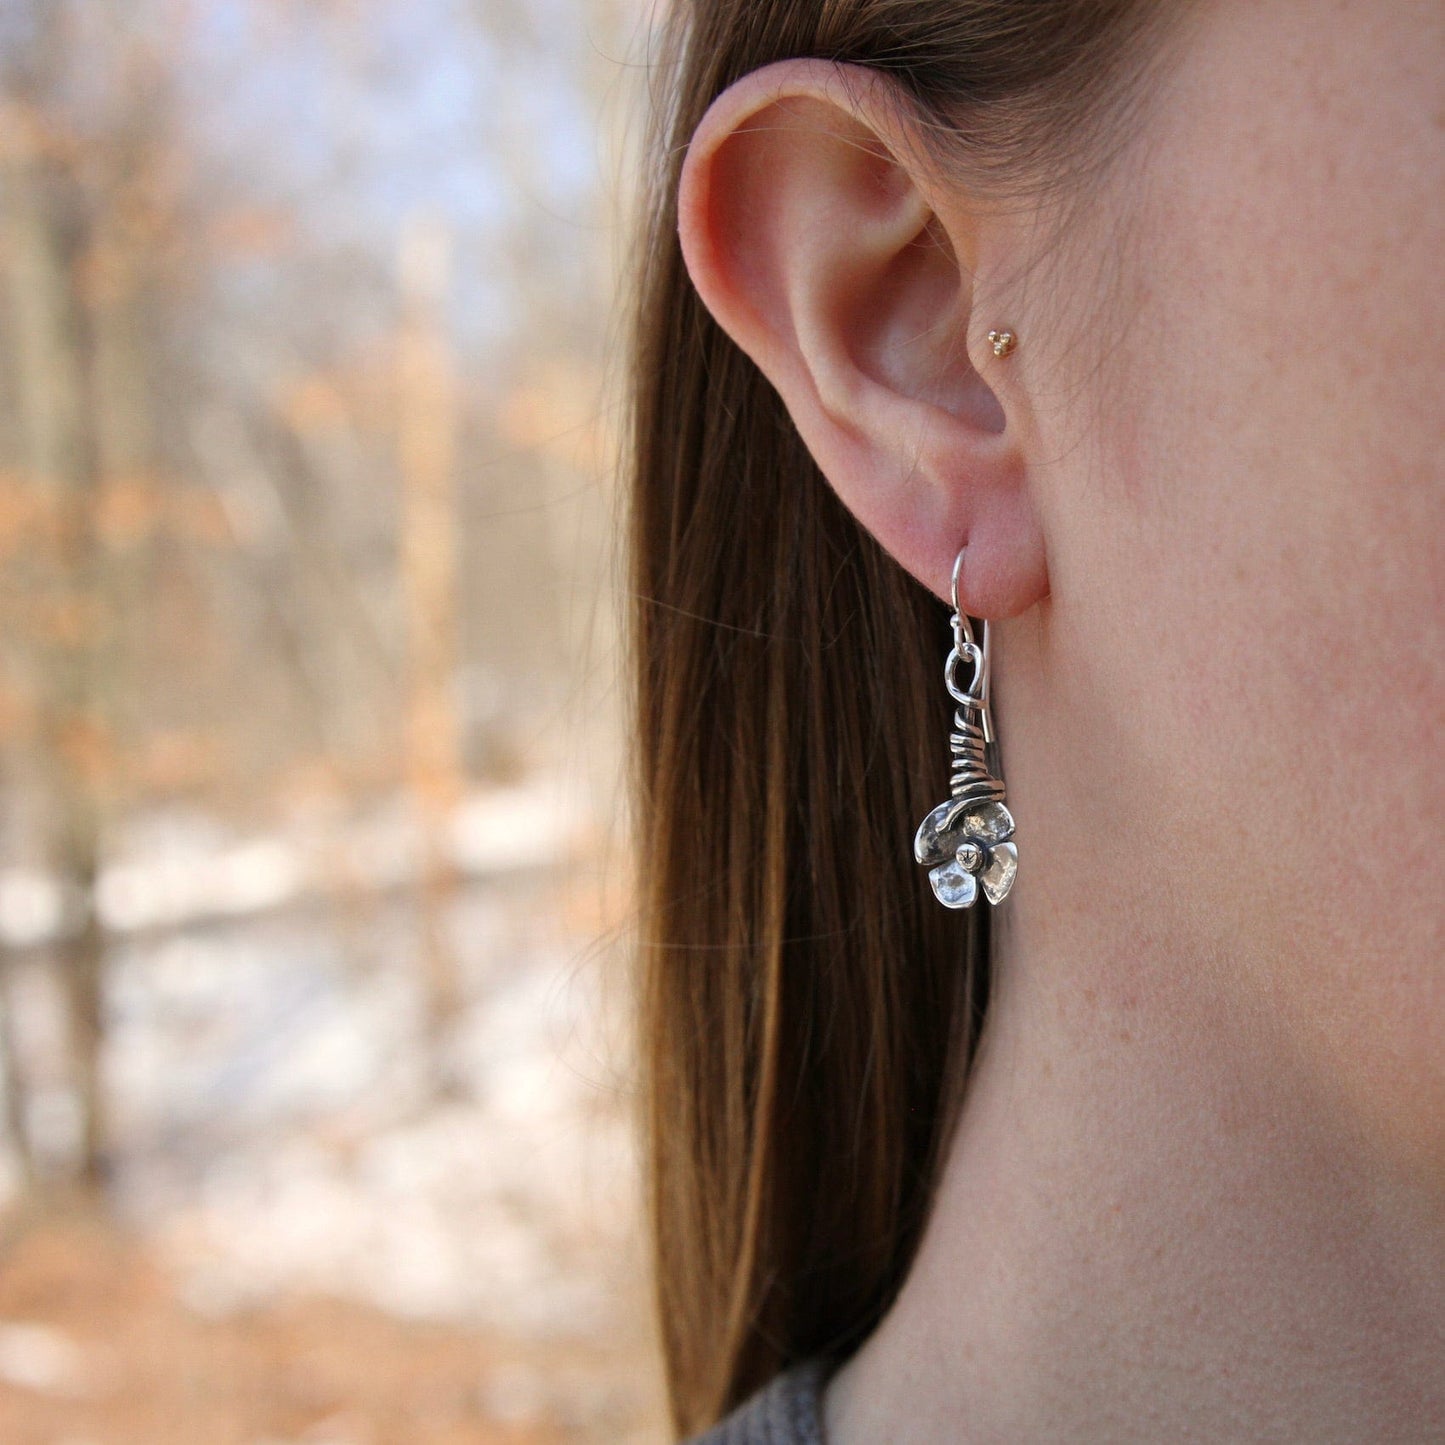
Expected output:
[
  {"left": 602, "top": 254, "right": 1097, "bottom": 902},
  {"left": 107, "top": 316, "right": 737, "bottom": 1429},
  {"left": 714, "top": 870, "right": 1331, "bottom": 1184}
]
[{"left": 684, "top": 1359, "right": 833, "bottom": 1445}]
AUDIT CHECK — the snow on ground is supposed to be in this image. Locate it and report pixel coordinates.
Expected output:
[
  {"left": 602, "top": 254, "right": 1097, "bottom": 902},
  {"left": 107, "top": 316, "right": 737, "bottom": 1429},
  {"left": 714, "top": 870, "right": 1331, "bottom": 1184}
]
[
  {"left": 1, "top": 779, "right": 650, "bottom": 1383},
  {"left": 0, "top": 777, "right": 589, "bottom": 945}
]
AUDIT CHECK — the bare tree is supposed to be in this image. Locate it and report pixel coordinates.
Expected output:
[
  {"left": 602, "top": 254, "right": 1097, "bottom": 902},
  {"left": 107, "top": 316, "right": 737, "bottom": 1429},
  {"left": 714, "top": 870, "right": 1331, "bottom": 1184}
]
[
  {"left": 2, "top": 76, "right": 112, "bottom": 1187},
  {"left": 0, "top": 2, "right": 178, "bottom": 1188},
  {"left": 397, "top": 213, "right": 464, "bottom": 1070}
]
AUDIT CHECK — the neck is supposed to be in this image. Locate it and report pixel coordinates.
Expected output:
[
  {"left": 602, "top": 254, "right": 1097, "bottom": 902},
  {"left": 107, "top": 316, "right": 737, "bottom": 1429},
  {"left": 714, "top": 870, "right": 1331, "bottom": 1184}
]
[{"left": 826, "top": 646, "right": 1445, "bottom": 1442}]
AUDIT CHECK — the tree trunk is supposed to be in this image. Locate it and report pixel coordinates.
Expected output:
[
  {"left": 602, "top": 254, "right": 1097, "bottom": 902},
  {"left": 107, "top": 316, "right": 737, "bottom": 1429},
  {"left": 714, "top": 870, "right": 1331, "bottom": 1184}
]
[
  {"left": 397, "top": 215, "right": 465, "bottom": 1077},
  {"left": 3, "top": 123, "right": 111, "bottom": 1190}
]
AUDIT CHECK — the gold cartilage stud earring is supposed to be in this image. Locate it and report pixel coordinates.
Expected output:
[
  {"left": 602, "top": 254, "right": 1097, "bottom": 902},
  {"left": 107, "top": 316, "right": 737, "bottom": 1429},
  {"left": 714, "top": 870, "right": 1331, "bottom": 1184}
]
[{"left": 987, "top": 329, "right": 1017, "bottom": 358}]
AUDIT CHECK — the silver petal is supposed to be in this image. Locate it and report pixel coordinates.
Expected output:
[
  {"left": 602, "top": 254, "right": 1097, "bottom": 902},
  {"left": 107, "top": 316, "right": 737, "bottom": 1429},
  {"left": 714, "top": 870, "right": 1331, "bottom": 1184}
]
[
  {"left": 960, "top": 800, "right": 1015, "bottom": 846},
  {"left": 980, "top": 840, "right": 1018, "bottom": 904},
  {"left": 914, "top": 799, "right": 966, "bottom": 865},
  {"left": 929, "top": 858, "right": 978, "bottom": 909}
]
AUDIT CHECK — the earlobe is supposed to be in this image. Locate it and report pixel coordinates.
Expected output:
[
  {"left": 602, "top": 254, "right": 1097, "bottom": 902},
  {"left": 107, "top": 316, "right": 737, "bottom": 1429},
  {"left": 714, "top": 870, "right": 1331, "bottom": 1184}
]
[{"left": 676, "top": 59, "right": 1048, "bottom": 618}]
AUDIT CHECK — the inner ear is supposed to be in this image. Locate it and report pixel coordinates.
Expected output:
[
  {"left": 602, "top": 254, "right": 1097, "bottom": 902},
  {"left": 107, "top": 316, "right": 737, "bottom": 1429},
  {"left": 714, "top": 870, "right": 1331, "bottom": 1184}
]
[{"left": 849, "top": 212, "right": 1007, "bottom": 435}]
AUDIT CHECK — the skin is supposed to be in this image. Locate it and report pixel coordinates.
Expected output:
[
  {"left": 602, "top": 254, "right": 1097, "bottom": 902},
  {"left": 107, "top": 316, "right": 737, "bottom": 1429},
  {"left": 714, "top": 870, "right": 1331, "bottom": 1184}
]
[{"left": 678, "top": 0, "right": 1445, "bottom": 1439}]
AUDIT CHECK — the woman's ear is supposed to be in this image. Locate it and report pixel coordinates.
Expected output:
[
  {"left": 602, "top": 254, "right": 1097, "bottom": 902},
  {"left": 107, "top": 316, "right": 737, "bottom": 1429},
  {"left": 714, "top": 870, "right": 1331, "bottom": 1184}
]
[{"left": 677, "top": 59, "right": 1047, "bottom": 616}]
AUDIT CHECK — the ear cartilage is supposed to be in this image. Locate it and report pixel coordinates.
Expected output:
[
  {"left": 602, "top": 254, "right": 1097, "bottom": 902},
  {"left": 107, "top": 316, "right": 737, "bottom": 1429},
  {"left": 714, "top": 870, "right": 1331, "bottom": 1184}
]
[{"left": 986, "top": 328, "right": 1017, "bottom": 358}]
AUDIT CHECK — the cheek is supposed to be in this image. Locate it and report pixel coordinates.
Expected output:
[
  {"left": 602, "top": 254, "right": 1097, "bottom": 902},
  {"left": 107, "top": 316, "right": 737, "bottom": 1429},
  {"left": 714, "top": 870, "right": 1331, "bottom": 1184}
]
[
  {"left": 1056, "top": 0, "right": 1445, "bottom": 1159},
  {"left": 1086, "top": 0, "right": 1444, "bottom": 857}
]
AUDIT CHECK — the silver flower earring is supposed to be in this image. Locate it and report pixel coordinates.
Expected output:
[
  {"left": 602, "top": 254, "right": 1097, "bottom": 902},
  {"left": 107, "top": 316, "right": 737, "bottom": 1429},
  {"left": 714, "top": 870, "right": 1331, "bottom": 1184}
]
[{"left": 913, "top": 546, "right": 1018, "bottom": 909}]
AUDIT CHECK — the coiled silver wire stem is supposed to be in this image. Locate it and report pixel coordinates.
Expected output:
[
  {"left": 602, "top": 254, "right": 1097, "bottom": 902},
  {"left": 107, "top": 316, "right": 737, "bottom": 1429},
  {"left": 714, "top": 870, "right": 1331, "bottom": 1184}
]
[{"left": 943, "top": 550, "right": 1005, "bottom": 820}]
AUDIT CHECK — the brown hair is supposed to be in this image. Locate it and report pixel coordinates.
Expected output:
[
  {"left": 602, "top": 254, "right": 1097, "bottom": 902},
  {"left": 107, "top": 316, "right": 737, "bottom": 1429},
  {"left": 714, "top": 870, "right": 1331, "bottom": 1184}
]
[{"left": 628, "top": 2, "right": 1178, "bottom": 1434}]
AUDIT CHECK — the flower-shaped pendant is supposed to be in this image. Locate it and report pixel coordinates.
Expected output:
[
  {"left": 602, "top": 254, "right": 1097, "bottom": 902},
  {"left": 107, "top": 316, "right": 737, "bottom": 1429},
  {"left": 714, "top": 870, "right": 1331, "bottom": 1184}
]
[{"left": 913, "top": 797, "right": 1018, "bottom": 909}]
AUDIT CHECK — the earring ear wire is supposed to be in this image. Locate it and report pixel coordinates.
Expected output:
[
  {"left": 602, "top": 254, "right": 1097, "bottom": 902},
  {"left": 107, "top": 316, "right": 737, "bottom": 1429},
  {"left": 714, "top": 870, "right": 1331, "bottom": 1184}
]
[{"left": 912, "top": 546, "right": 1018, "bottom": 909}]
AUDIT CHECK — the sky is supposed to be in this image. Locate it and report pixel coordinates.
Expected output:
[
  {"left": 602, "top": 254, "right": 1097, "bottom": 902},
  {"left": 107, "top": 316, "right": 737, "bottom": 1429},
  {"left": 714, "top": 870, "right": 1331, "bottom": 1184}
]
[{"left": 175, "top": 0, "right": 625, "bottom": 358}]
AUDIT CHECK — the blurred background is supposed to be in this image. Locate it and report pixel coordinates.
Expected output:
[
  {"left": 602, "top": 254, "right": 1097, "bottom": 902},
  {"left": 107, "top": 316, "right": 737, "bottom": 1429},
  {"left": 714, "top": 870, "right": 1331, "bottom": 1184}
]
[{"left": 0, "top": 0, "right": 658, "bottom": 1440}]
